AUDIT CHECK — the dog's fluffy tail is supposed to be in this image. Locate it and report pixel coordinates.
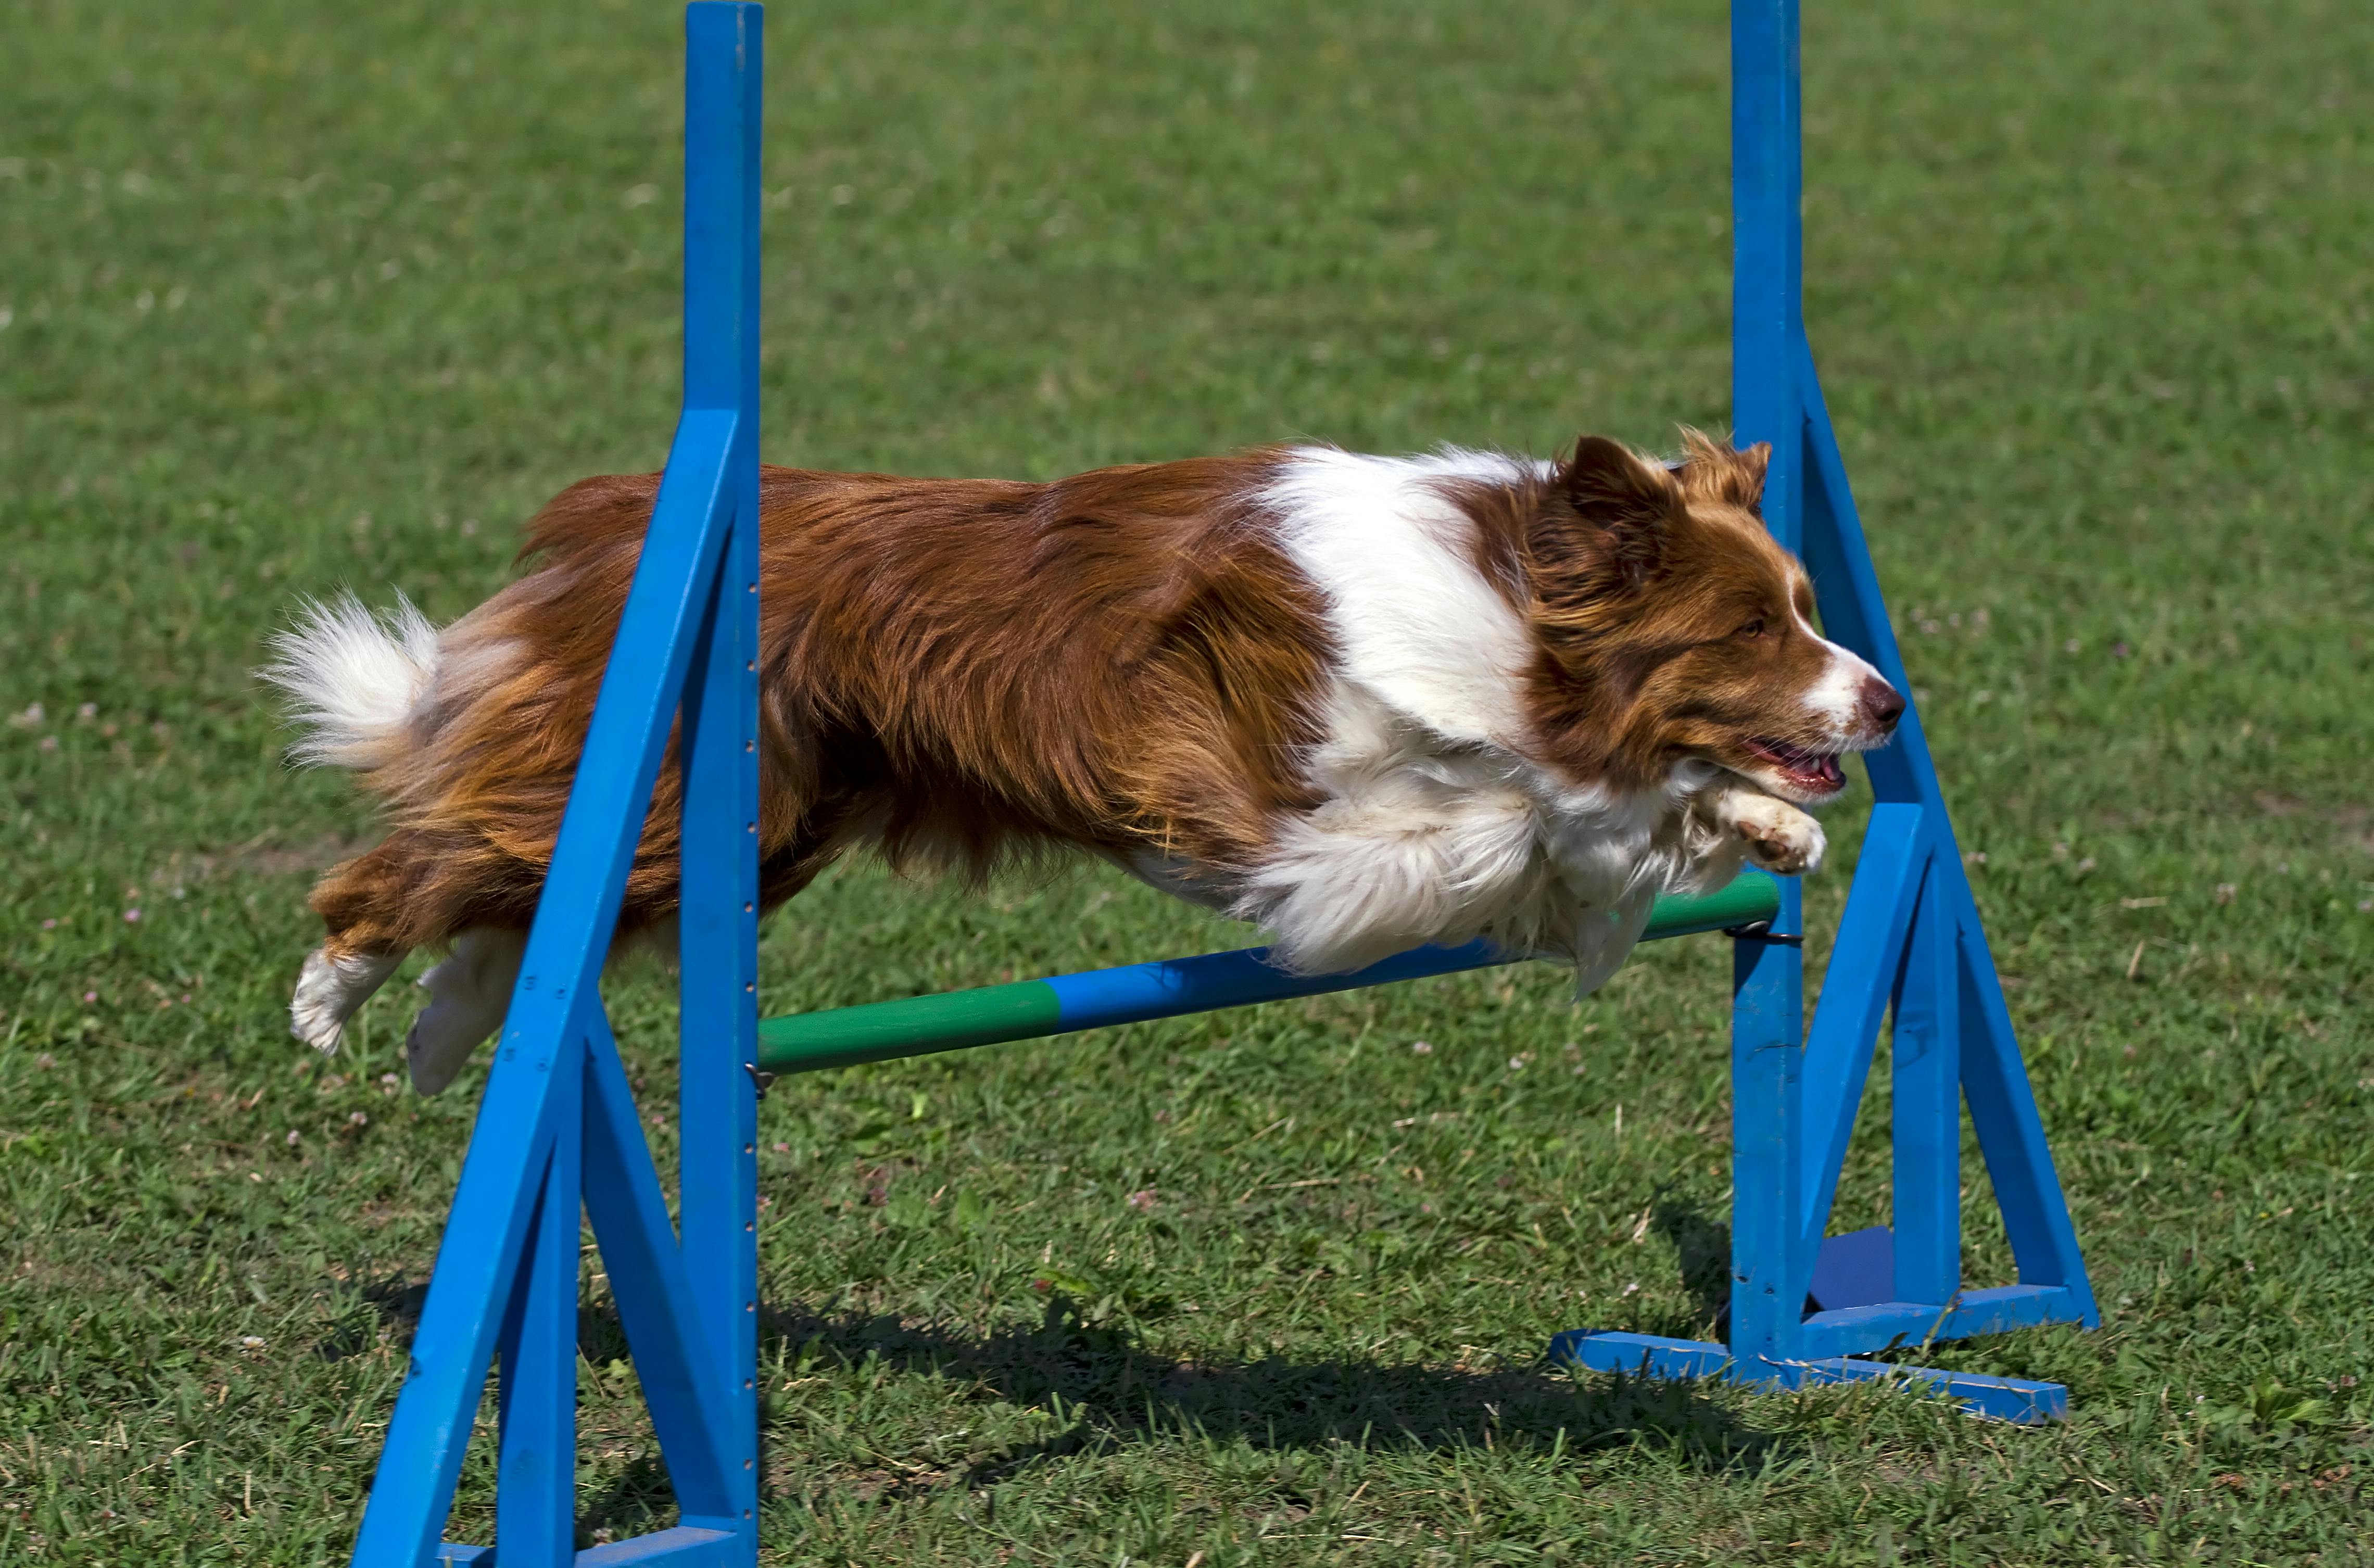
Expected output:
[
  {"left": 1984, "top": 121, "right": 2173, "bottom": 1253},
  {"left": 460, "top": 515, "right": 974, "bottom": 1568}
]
[{"left": 263, "top": 592, "right": 440, "bottom": 770}]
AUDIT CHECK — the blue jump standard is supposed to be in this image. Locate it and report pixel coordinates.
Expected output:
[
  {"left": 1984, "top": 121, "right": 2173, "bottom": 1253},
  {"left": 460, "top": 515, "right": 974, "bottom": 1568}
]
[{"left": 357, "top": 2, "right": 2099, "bottom": 1562}]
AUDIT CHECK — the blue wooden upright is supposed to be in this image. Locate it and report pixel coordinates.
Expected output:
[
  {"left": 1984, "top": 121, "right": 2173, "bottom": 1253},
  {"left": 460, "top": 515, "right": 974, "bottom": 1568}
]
[
  {"left": 1548, "top": 0, "right": 2097, "bottom": 1418},
  {"left": 347, "top": 4, "right": 2095, "bottom": 1561}
]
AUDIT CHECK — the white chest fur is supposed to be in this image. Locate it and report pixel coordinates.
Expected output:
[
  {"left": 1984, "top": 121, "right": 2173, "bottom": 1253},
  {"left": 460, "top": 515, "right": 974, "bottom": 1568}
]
[{"left": 1231, "top": 447, "right": 1733, "bottom": 985}]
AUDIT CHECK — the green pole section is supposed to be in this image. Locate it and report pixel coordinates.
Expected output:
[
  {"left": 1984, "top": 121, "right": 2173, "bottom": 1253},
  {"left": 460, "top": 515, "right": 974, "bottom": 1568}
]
[
  {"left": 756, "top": 978, "right": 1063, "bottom": 1077},
  {"left": 757, "top": 876, "right": 1780, "bottom": 1077}
]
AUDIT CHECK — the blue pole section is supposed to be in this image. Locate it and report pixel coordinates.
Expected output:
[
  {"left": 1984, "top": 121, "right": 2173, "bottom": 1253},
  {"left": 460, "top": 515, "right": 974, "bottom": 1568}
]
[
  {"left": 1726, "top": 0, "right": 1811, "bottom": 1368},
  {"left": 1044, "top": 877, "right": 1773, "bottom": 1030},
  {"left": 674, "top": 5, "right": 763, "bottom": 1555}
]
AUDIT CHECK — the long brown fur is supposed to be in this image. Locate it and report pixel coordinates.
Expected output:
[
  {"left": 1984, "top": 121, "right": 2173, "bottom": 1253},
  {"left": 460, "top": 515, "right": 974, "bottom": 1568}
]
[{"left": 311, "top": 453, "right": 1331, "bottom": 964}]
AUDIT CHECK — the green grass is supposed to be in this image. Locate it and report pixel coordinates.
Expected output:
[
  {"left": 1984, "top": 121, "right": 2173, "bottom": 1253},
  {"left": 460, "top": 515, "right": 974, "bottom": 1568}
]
[{"left": 4, "top": 0, "right": 2371, "bottom": 1560}]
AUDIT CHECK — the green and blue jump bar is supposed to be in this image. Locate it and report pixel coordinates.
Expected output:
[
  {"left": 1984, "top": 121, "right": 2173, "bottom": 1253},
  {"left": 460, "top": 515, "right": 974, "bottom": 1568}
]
[{"left": 756, "top": 872, "right": 1783, "bottom": 1076}]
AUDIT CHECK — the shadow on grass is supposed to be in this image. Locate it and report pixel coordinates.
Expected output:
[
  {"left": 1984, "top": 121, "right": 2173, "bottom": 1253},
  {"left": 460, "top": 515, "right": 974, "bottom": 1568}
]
[
  {"left": 758, "top": 1287, "right": 1788, "bottom": 1496},
  {"left": 337, "top": 1246, "right": 1785, "bottom": 1537},
  {"left": 1650, "top": 1197, "right": 1733, "bottom": 1333}
]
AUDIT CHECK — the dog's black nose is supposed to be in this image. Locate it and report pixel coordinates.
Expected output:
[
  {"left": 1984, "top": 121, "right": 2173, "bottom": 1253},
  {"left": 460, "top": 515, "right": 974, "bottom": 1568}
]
[{"left": 1860, "top": 679, "right": 1906, "bottom": 734}]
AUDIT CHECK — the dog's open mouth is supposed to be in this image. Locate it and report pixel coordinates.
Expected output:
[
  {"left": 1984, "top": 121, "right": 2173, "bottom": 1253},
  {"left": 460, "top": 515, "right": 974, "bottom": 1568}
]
[{"left": 1744, "top": 737, "right": 1845, "bottom": 794}]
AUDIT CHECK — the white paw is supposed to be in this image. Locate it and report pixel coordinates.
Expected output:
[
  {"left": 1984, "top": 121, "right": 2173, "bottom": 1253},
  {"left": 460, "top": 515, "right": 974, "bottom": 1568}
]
[
  {"left": 1724, "top": 794, "right": 1826, "bottom": 876},
  {"left": 289, "top": 947, "right": 403, "bottom": 1054}
]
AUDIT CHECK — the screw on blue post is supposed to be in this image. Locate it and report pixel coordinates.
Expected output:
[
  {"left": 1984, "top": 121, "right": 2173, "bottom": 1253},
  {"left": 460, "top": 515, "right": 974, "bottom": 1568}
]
[
  {"left": 347, "top": 8, "right": 763, "bottom": 1563},
  {"left": 1552, "top": 0, "right": 2095, "bottom": 1421}
]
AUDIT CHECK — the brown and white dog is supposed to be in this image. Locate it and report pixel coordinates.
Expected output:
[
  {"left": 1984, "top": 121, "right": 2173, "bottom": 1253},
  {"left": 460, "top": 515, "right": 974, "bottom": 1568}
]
[{"left": 268, "top": 431, "right": 1900, "bottom": 1094}]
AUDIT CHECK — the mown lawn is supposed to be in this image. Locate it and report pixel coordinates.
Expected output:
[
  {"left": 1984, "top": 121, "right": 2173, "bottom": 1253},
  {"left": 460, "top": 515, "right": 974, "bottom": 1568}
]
[{"left": 3, "top": 0, "right": 2370, "bottom": 1562}]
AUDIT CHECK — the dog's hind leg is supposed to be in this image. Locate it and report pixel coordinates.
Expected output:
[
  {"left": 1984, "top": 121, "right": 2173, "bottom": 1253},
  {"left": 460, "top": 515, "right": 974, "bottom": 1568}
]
[
  {"left": 405, "top": 927, "right": 528, "bottom": 1095},
  {"left": 292, "top": 943, "right": 406, "bottom": 1053},
  {"left": 295, "top": 828, "right": 511, "bottom": 1057}
]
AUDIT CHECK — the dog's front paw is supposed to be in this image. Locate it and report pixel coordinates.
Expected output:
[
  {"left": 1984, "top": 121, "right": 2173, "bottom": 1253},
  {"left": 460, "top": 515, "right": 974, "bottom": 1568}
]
[{"left": 1723, "top": 793, "right": 1826, "bottom": 876}]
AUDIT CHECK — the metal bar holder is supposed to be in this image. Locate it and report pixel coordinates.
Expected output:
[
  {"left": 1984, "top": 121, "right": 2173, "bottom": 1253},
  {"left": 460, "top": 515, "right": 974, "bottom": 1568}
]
[{"left": 348, "top": 3, "right": 2096, "bottom": 1561}]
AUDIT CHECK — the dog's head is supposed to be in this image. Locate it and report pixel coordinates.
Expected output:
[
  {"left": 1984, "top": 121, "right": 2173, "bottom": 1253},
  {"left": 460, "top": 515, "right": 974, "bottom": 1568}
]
[{"left": 1516, "top": 429, "right": 1902, "bottom": 803}]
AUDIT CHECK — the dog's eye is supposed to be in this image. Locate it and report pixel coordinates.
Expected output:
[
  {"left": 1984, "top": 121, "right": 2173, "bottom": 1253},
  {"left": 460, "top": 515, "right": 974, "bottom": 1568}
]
[{"left": 1736, "top": 618, "right": 1765, "bottom": 640}]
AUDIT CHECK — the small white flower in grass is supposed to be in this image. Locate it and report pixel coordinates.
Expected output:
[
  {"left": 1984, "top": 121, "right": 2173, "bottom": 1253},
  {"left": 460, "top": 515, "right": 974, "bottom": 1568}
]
[
  {"left": 1507, "top": 1056, "right": 1525, "bottom": 1071},
  {"left": 123, "top": 908, "right": 141, "bottom": 923},
  {"left": 772, "top": 1142, "right": 790, "bottom": 1153},
  {"left": 347, "top": 1111, "right": 368, "bottom": 1127},
  {"left": 1409, "top": 1040, "right": 1433, "bottom": 1055},
  {"left": 239, "top": 1335, "right": 266, "bottom": 1350},
  {"left": 1621, "top": 1282, "right": 1639, "bottom": 1297},
  {"left": 77, "top": 703, "right": 96, "bottom": 720},
  {"left": 380, "top": 1072, "right": 398, "bottom": 1086},
  {"left": 8, "top": 703, "right": 43, "bottom": 728},
  {"left": 285, "top": 1130, "right": 301, "bottom": 1147},
  {"left": 82, "top": 990, "right": 96, "bottom": 1003}
]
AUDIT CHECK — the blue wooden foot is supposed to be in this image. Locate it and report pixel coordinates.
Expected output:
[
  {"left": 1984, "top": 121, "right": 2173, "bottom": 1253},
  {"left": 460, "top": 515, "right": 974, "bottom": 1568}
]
[
  {"left": 433, "top": 1526, "right": 742, "bottom": 1564},
  {"left": 1548, "top": 1330, "right": 2069, "bottom": 1425}
]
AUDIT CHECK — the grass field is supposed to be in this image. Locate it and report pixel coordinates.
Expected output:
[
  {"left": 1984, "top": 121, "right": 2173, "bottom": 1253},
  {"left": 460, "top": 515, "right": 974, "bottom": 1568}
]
[{"left": 5, "top": 0, "right": 2372, "bottom": 1561}]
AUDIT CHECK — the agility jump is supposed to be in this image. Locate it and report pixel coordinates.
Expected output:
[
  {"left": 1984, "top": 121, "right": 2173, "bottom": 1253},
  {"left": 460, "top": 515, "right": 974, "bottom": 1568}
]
[{"left": 340, "top": 6, "right": 2095, "bottom": 1563}]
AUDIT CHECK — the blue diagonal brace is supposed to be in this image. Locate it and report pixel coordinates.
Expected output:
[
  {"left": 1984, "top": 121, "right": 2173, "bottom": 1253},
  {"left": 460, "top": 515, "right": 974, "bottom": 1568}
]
[
  {"left": 1798, "top": 347, "right": 1939, "bottom": 812},
  {"left": 1949, "top": 877, "right": 2100, "bottom": 1323},
  {"left": 581, "top": 1010, "right": 741, "bottom": 1514}
]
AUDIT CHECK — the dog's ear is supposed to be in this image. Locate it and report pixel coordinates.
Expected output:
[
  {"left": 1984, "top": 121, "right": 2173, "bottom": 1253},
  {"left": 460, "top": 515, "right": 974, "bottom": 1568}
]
[
  {"left": 1674, "top": 427, "right": 1771, "bottom": 512},
  {"left": 1548, "top": 435, "right": 1687, "bottom": 589}
]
